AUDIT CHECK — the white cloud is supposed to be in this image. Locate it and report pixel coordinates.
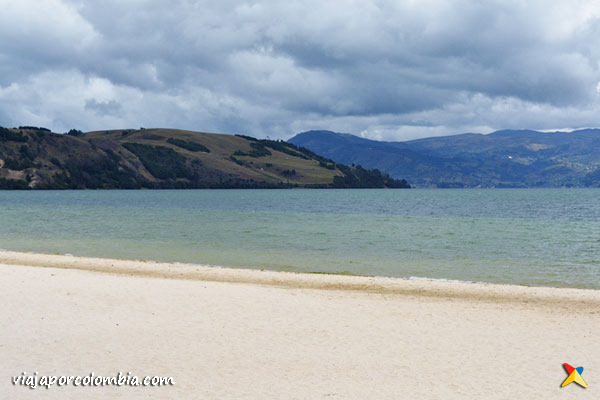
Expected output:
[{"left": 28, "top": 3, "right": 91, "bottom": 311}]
[
  {"left": 1, "top": 0, "right": 600, "bottom": 140},
  {"left": 0, "top": 0, "right": 98, "bottom": 76}
]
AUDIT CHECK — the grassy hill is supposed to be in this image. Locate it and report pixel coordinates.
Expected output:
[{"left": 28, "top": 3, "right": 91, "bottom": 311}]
[{"left": 0, "top": 126, "right": 409, "bottom": 189}]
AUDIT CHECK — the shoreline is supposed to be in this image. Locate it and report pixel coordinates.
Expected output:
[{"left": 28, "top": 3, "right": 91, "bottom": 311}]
[
  {"left": 1, "top": 250, "right": 598, "bottom": 309},
  {"left": 2, "top": 250, "right": 599, "bottom": 399}
]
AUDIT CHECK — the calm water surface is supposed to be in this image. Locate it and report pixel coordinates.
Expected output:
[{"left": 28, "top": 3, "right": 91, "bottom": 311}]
[{"left": 0, "top": 189, "right": 598, "bottom": 288}]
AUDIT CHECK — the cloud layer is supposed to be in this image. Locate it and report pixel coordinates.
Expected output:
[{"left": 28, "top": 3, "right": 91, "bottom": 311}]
[{"left": 1, "top": 0, "right": 600, "bottom": 140}]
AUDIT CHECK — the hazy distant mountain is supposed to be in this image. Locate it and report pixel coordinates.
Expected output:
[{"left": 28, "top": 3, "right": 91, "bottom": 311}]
[
  {"left": 288, "top": 129, "right": 600, "bottom": 187},
  {"left": 0, "top": 126, "right": 409, "bottom": 189}
]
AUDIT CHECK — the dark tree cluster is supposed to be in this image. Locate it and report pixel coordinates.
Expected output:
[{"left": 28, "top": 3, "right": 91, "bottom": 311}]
[
  {"left": 3, "top": 158, "right": 34, "bottom": 170},
  {"left": 229, "top": 155, "right": 244, "bottom": 165},
  {"left": 334, "top": 164, "right": 410, "bottom": 188},
  {"left": 0, "top": 178, "right": 30, "bottom": 189},
  {"left": 122, "top": 142, "right": 195, "bottom": 180},
  {"left": 234, "top": 134, "right": 258, "bottom": 141},
  {"left": 257, "top": 139, "right": 308, "bottom": 159},
  {"left": 47, "top": 156, "right": 142, "bottom": 189},
  {"left": 0, "top": 127, "right": 28, "bottom": 142},
  {"left": 166, "top": 138, "right": 210, "bottom": 152},
  {"left": 232, "top": 142, "right": 272, "bottom": 158},
  {"left": 248, "top": 142, "right": 272, "bottom": 157},
  {"left": 319, "top": 161, "right": 335, "bottom": 170},
  {"left": 67, "top": 129, "right": 84, "bottom": 136},
  {"left": 19, "top": 126, "right": 50, "bottom": 132}
]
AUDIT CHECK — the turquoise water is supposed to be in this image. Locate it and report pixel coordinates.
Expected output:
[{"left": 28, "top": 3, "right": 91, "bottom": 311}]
[{"left": 0, "top": 189, "right": 599, "bottom": 288}]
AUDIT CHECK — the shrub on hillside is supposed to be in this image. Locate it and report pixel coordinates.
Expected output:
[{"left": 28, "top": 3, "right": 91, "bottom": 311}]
[
  {"left": 67, "top": 129, "right": 84, "bottom": 136},
  {"left": 166, "top": 138, "right": 210, "bottom": 152},
  {"left": 247, "top": 142, "right": 271, "bottom": 157},
  {"left": 122, "top": 142, "right": 194, "bottom": 180},
  {"left": 0, "top": 127, "right": 28, "bottom": 142}
]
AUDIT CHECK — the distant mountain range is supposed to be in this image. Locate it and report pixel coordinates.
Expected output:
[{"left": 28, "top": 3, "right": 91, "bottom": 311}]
[
  {"left": 0, "top": 126, "right": 409, "bottom": 189},
  {"left": 288, "top": 129, "right": 600, "bottom": 188}
]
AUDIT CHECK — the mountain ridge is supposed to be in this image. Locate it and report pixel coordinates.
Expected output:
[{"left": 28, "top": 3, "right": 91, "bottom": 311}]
[{"left": 288, "top": 129, "right": 600, "bottom": 188}]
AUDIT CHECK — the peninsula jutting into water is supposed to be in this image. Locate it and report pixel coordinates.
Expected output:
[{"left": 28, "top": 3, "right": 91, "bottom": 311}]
[{"left": 0, "top": 126, "right": 409, "bottom": 190}]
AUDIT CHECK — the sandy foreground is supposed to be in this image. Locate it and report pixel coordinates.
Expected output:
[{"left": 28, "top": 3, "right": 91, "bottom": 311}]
[{"left": 1, "top": 250, "right": 599, "bottom": 399}]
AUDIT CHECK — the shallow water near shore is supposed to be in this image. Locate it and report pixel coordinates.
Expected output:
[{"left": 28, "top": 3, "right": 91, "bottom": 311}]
[{"left": 1, "top": 188, "right": 599, "bottom": 288}]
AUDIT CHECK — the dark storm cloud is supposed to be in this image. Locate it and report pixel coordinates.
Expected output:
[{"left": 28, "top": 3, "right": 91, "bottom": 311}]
[{"left": 1, "top": 0, "right": 599, "bottom": 140}]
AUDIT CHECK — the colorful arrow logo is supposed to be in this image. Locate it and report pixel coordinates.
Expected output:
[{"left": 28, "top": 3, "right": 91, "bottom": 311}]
[{"left": 562, "top": 363, "right": 587, "bottom": 388}]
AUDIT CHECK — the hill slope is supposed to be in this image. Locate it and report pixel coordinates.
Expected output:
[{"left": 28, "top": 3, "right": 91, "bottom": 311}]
[
  {"left": 288, "top": 129, "right": 600, "bottom": 188},
  {"left": 0, "top": 126, "right": 409, "bottom": 189}
]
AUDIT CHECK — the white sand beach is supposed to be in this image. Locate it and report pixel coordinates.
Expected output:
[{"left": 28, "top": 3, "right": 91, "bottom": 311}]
[{"left": 1, "top": 250, "right": 598, "bottom": 399}]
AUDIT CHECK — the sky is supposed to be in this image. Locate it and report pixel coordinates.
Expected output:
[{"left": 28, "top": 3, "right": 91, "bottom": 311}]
[{"left": 1, "top": 0, "right": 600, "bottom": 141}]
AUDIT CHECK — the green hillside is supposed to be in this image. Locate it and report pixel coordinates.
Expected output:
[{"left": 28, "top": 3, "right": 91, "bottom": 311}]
[{"left": 0, "top": 126, "right": 410, "bottom": 189}]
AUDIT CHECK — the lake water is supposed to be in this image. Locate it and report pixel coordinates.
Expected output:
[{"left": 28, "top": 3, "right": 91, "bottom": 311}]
[{"left": 0, "top": 189, "right": 599, "bottom": 288}]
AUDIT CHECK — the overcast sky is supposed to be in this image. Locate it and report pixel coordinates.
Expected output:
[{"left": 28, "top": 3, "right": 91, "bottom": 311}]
[{"left": 1, "top": 0, "right": 600, "bottom": 141}]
